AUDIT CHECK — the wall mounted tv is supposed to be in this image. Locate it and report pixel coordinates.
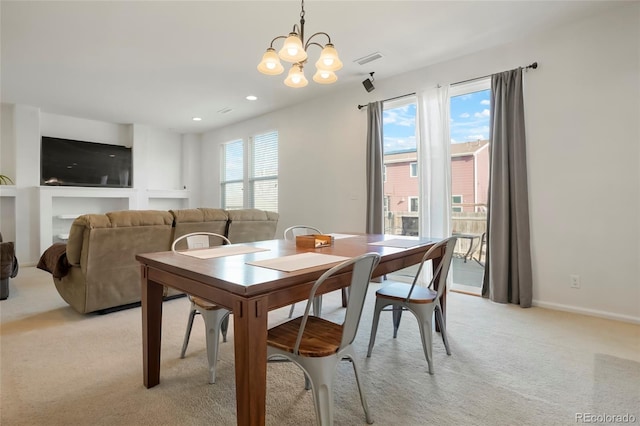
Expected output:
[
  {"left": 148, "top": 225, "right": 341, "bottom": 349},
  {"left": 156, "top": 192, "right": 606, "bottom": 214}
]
[{"left": 41, "top": 136, "right": 132, "bottom": 188}]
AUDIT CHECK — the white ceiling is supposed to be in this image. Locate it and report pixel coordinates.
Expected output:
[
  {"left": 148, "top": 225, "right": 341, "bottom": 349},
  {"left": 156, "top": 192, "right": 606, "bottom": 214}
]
[{"left": 0, "top": 1, "right": 621, "bottom": 134}]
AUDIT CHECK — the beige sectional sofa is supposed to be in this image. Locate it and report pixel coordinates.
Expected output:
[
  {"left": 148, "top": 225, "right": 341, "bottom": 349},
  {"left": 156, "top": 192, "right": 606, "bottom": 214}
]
[{"left": 48, "top": 208, "right": 279, "bottom": 314}]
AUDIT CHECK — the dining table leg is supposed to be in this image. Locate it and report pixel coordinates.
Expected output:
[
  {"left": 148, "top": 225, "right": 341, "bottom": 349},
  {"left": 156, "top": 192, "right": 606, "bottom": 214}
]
[
  {"left": 141, "top": 266, "right": 164, "bottom": 388},
  {"left": 233, "top": 296, "right": 268, "bottom": 426}
]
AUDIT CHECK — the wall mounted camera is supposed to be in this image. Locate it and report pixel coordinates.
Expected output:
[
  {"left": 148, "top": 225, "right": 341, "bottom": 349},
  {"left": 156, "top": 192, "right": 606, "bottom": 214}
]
[{"left": 362, "top": 72, "right": 375, "bottom": 92}]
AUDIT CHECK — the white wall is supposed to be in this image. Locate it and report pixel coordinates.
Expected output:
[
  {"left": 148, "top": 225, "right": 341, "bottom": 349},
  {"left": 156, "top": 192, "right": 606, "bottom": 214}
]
[{"left": 201, "top": 4, "right": 639, "bottom": 322}]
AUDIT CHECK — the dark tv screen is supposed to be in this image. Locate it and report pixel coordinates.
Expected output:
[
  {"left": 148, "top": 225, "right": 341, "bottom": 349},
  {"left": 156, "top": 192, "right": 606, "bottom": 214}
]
[{"left": 41, "top": 137, "right": 132, "bottom": 188}]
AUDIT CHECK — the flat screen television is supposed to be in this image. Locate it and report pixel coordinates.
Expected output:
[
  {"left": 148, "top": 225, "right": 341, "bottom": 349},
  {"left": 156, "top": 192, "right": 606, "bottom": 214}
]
[{"left": 41, "top": 136, "right": 132, "bottom": 188}]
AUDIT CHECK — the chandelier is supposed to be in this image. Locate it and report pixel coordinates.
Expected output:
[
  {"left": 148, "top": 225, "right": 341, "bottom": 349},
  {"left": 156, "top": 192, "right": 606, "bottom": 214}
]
[{"left": 257, "top": 0, "right": 343, "bottom": 88}]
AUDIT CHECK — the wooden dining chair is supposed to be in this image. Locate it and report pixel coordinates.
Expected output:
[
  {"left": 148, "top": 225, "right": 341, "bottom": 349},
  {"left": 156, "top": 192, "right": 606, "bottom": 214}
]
[
  {"left": 172, "top": 232, "right": 232, "bottom": 384},
  {"left": 367, "top": 237, "right": 457, "bottom": 374},
  {"left": 267, "top": 252, "right": 380, "bottom": 426}
]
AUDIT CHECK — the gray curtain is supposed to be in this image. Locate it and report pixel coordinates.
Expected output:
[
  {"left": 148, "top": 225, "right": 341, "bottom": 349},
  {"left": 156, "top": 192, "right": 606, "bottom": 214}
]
[
  {"left": 366, "top": 101, "right": 384, "bottom": 234},
  {"left": 482, "top": 68, "right": 533, "bottom": 307}
]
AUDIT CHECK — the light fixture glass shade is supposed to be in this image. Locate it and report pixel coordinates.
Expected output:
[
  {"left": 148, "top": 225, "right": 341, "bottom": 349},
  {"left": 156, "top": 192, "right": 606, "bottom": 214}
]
[
  {"left": 284, "top": 64, "right": 308, "bottom": 88},
  {"left": 312, "top": 69, "right": 338, "bottom": 84},
  {"left": 278, "top": 33, "right": 308, "bottom": 63},
  {"left": 315, "top": 43, "right": 343, "bottom": 71},
  {"left": 257, "top": 48, "right": 284, "bottom": 75}
]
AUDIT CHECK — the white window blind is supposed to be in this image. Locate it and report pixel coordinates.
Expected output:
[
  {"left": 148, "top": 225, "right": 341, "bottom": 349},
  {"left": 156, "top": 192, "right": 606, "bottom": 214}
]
[
  {"left": 249, "top": 131, "right": 278, "bottom": 212},
  {"left": 221, "top": 139, "right": 244, "bottom": 210}
]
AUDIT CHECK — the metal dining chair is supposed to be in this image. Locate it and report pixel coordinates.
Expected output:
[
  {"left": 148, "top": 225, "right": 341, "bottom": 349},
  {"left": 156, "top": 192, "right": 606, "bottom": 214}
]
[
  {"left": 172, "top": 232, "right": 232, "bottom": 384},
  {"left": 267, "top": 252, "right": 381, "bottom": 426},
  {"left": 367, "top": 237, "right": 457, "bottom": 374},
  {"left": 283, "top": 225, "right": 323, "bottom": 318}
]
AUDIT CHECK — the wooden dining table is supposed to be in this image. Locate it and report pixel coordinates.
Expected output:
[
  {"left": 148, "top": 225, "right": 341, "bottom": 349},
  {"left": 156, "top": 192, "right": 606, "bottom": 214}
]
[{"left": 136, "top": 233, "right": 445, "bottom": 426}]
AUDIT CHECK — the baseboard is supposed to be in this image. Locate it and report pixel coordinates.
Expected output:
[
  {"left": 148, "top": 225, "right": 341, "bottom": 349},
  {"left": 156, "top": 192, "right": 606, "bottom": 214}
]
[{"left": 532, "top": 299, "right": 640, "bottom": 324}]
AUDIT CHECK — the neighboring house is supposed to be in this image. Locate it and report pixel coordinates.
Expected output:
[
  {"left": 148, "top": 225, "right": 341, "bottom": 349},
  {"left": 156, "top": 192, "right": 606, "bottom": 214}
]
[
  {"left": 383, "top": 140, "right": 489, "bottom": 217},
  {"left": 383, "top": 149, "right": 419, "bottom": 215},
  {"left": 451, "top": 140, "right": 489, "bottom": 213}
]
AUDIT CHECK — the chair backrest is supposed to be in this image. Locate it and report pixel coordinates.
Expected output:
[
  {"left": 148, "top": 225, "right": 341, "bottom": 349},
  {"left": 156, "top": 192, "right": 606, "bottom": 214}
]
[
  {"left": 294, "top": 252, "right": 380, "bottom": 355},
  {"left": 171, "top": 232, "right": 231, "bottom": 252},
  {"left": 406, "top": 236, "right": 457, "bottom": 302},
  {"left": 283, "top": 225, "right": 322, "bottom": 241}
]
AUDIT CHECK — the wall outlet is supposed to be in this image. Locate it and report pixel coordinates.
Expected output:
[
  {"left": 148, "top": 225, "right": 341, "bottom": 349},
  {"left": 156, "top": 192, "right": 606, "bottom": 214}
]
[{"left": 570, "top": 274, "right": 581, "bottom": 289}]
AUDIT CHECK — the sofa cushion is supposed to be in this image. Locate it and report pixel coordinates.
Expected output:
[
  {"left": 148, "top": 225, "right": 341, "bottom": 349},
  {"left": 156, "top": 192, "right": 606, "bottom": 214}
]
[
  {"left": 170, "top": 208, "right": 229, "bottom": 246},
  {"left": 107, "top": 210, "right": 173, "bottom": 227},
  {"left": 226, "top": 209, "right": 279, "bottom": 243}
]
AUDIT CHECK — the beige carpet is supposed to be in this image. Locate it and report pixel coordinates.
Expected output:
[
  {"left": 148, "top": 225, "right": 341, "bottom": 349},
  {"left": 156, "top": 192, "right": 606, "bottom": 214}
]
[{"left": 1, "top": 267, "right": 639, "bottom": 425}]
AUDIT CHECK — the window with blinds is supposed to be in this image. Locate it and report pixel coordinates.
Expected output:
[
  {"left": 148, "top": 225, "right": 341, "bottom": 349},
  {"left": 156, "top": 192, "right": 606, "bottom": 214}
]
[
  {"left": 250, "top": 131, "right": 278, "bottom": 211},
  {"left": 221, "top": 139, "right": 244, "bottom": 210},
  {"left": 220, "top": 131, "right": 278, "bottom": 212}
]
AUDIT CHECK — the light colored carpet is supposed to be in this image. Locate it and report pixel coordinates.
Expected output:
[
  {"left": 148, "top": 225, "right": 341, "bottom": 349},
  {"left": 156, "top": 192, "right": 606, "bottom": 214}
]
[{"left": 1, "top": 267, "right": 639, "bottom": 425}]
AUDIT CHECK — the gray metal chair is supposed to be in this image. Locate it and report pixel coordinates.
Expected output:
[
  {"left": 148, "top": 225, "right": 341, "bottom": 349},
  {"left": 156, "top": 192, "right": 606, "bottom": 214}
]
[
  {"left": 284, "top": 225, "right": 323, "bottom": 318},
  {"left": 267, "top": 252, "right": 380, "bottom": 426},
  {"left": 172, "top": 232, "right": 231, "bottom": 384},
  {"left": 367, "top": 237, "right": 457, "bottom": 374}
]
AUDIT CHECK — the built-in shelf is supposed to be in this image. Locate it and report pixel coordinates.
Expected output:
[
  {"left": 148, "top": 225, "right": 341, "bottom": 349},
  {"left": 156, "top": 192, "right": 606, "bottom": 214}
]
[
  {"left": 57, "top": 214, "right": 81, "bottom": 220},
  {"left": 0, "top": 185, "right": 17, "bottom": 197},
  {"left": 36, "top": 186, "right": 192, "bottom": 253}
]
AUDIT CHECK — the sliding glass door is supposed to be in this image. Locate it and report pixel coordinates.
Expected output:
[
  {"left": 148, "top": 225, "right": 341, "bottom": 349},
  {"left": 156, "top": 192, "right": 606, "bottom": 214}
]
[
  {"left": 449, "top": 79, "right": 491, "bottom": 294},
  {"left": 382, "top": 97, "right": 420, "bottom": 281}
]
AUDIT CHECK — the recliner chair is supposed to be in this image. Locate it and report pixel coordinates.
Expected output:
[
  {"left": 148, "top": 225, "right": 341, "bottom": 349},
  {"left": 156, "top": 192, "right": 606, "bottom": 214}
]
[{"left": 0, "top": 232, "right": 19, "bottom": 300}]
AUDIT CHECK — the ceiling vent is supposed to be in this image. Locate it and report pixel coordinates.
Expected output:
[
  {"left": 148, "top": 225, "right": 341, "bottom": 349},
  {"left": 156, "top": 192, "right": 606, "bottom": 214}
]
[
  {"left": 217, "top": 107, "right": 233, "bottom": 114},
  {"left": 354, "top": 52, "right": 383, "bottom": 66}
]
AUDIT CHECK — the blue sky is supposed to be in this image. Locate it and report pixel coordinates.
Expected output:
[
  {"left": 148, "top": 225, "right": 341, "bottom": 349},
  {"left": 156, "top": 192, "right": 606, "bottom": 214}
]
[{"left": 383, "top": 89, "right": 491, "bottom": 153}]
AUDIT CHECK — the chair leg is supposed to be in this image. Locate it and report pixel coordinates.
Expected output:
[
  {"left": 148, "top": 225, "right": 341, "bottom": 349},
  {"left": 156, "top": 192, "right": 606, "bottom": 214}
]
[
  {"left": 435, "top": 304, "right": 451, "bottom": 356},
  {"left": 180, "top": 307, "right": 198, "bottom": 358},
  {"left": 341, "top": 287, "right": 349, "bottom": 307},
  {"left": 303, "top": 359, "right": 336, "bottom": 426},
  {"left": 313, "top": 295, "right": 323, "bottom": 317},
  {"left": 392, "top": 306, "right": 403, "bottom": 338},
  {"left": 366, "top": 298, "right": 384, "bottom": 357},
  {"left": 288, "top": 303, "right": 296, "bottom": 318},
  {"left": 201, "top": 309, "right": 230, "bottom": 384},
  {"left": 304, "top": 373, "right": 312, "bottom": 390},
  {"left": 347, "top": 353, "right": 373, "bottom": 424},
  {"left": 416, "top": 314, "right": 434, "bottom": 374},
  {"left": 220, "top": 315, "right": 229, "bottom": 343}
]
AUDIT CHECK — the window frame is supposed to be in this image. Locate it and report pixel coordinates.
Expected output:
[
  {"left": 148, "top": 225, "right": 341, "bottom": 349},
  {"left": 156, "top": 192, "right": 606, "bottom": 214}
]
[
  {"left": 408, "top": 196, "right": 419, "bottom": 213},
  {"left": 220, "top": 131, "right": 279, "bottom": 211},
  {"left": 409, "top": 162, "right": 417, "bottom": 178}
]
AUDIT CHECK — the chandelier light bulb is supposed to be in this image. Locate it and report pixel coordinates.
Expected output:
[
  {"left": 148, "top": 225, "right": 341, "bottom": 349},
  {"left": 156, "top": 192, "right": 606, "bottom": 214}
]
[
  {"left": 312, "top": 69, "right": 337, "bottom": 84},
  {"left": 315, "top": 44, "right": 343, "bottom": 72},
  {"left": 278, "top": 33, "right": 307, "bottom": 63},
  {"left": 257, "top": 48, "right": 284, "bottom": 75},
  {"left": 284, "top": 64, "right": 308, "bottom": 88}
]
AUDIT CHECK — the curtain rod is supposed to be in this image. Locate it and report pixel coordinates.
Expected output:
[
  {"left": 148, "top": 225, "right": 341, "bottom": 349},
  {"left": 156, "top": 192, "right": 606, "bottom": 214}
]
[
  {"left": 451, "top": 61, "right": 538, "bottom": 87},
  {"left": 357, "top": 92, "right": 415, "bottom": 110},
  {"left": 357, "top": 62, "right": 538, "bottom": 110}
]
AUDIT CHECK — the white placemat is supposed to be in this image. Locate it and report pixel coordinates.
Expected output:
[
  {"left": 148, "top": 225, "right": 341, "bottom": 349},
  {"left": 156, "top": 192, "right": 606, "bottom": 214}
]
[
  {"left": 176, "top": 245, "right": 269, "bottom": 259},
  {"left": 246, "top": 252, "right": 350, "bottom": 272},
  {"left": 328, "top": 233, "right": 359, "bottom": 239},
  {"left": 368, "top": 238, "right": 426, "bottom": 248}
]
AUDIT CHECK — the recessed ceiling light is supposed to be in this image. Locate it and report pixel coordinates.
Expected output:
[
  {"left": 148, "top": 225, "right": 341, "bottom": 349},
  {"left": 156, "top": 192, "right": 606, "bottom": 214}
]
[
  {"left": 192, "top": 117, "right": 202, "bottom": 121},
  {"left": 246, "top": 95, "right": 258, "bottom": 101}
]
